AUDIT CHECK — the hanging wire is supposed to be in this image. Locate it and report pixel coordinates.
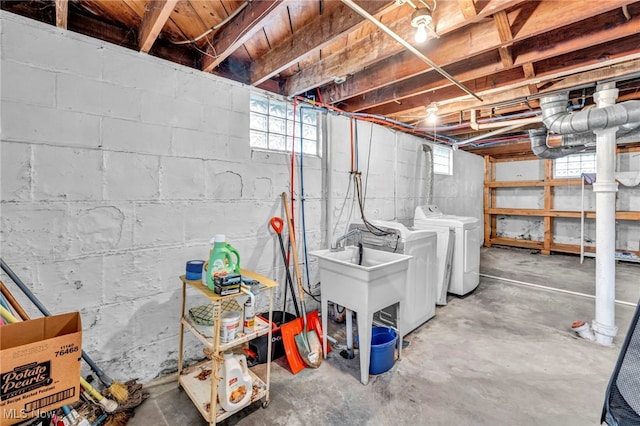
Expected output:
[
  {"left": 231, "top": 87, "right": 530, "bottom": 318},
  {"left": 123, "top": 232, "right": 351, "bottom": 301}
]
[
  {"left": 299, "top": 106, "right": 317, "bottom": 299},
  {"left": 167, "top": 1, "right": 250, "bottom": 45}
]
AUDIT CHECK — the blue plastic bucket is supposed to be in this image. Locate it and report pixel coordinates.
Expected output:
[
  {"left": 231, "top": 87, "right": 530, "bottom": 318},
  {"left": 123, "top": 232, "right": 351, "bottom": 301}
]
[{"left": 369, "top": 326, "right": 398, "bottom": 375}]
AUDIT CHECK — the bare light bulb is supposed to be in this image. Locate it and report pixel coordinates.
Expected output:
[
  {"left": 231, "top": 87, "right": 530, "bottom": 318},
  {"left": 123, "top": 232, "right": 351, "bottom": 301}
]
[
  {"left": 415, "top": 23, "right": 428, "bottom": 43},
  {"left": 426, "top": 104, "right": 438, "bottom": 124}
]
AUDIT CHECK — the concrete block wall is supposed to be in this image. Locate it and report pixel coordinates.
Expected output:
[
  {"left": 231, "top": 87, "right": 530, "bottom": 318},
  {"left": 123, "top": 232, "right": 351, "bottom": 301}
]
[
  {"left": 0, "top": 11, "right": 484, "bottom": 382},
  {"left": 432, "top": 148, "right": 485, "bottom": 229},
  {"left": 0, "top": 12, "right": 313, "bottom": 381},
  {"left": 494, "top": 153, "right": 640, "bottom": 251},
  {"left": 324, "top": 117, "right": 484, "bottom": 244}
]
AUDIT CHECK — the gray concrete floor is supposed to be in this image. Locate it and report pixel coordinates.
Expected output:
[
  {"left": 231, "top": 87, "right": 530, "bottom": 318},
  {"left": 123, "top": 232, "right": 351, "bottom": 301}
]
[{"left": 128, "top": 246, "right": 640, "bottom": 425}]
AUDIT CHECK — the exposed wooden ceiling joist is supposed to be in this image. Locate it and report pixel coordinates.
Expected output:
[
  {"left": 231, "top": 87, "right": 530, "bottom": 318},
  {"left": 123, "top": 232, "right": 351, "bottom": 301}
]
[
  {"left": 323, "top": 0, "right": 637, "bottom": 108},
  {"left": 458, "top": 0, "right": 478, "bottom": 19},
  {"left": 284, "top": 0, "right": 528, "bottom": 96},
  {"left": 362, "top": 16, "right": 639, "bottom": 118},
  {"left": 411, "top": 56, "right": 640, "bottom": 120},
  {"left": 55, "top": 0, "right": 67, "bottom": 29},
  {"left": 138, "top": 0, "right": 178, "bottom": 53},
  {"left": 202, "top": 0, "right": 291, "bottom": 73},
  {"left": 249, "top": 0, "right": 396, "bottom": 87}
]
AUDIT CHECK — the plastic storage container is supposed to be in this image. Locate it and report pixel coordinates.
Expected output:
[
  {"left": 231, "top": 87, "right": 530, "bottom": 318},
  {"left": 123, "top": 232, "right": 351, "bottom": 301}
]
[
  {"left": 185, "top": 260, "right": 204, "bottom": 280},
  {"left": 369, "top": 326, "right": 398, "bottom": 375},
  {"left": 217, "top": 352, "right": 252, "bottom": 412},
  {"left": 220, "top": 311, "right": 241, "bottom": 343}
]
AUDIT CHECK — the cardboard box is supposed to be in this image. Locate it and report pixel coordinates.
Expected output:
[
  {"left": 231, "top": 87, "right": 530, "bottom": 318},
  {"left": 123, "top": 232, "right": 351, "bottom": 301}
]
[{"left": 0, "top": 312, "right": 82, "bottom": 425}]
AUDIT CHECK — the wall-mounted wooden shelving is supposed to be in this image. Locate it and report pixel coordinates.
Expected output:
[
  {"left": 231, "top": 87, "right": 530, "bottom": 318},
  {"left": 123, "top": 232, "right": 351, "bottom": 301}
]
[{"left": 483, "top": 154, "right": 640, "bottom": 257}]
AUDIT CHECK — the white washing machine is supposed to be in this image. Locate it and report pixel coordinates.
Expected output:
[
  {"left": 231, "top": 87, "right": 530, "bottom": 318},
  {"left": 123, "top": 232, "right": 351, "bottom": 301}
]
[
  {"left": 346, "top": 220, "right": 438, "bottom": 336},
  {"left": 414, "top": 205, "right": 481, "bottom": 296}
]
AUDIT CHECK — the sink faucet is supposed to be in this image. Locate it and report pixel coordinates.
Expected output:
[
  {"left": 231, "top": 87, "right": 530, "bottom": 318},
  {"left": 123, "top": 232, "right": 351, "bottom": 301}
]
[{"left": 331, "top": 229, "right": 360, "bottom": 251}]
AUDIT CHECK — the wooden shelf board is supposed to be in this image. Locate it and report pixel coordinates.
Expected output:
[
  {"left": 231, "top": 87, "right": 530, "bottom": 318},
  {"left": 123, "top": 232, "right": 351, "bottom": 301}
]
[
  {"left": 486, "top": 179, "right": 583, "bottom": 188},
  {"left": 179, "top": 359, "right": 267, "bottom": 423},
  {"left": 489, "top": 237, "right": 544, "bottom": 250},
  {"left": 181, "top": 315, "right": 271, "bottom": 352}
]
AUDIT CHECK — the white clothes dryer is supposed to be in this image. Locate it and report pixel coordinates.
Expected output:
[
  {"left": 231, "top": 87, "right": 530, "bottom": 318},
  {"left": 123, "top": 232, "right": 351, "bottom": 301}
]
[{"left": 414, "top": 205, "right": 481, "bottom": 297}]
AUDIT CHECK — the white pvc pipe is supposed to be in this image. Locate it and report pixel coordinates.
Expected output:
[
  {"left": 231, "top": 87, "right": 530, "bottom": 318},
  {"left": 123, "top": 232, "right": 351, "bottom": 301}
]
[
  {"left": 346, "top": 308, "right": 353, "bottom": 351},
  {"left": 580, "top": 176, "right": 585, "bottom": 264},
  {"left": 480, "top": 273, "right": 637, "bottom": 307},
  {"left": 469, "top": 109, "right": 542, "bottom": 130},
  {"left": 591, "top": 82, "right": 620, "bottom": 345}
]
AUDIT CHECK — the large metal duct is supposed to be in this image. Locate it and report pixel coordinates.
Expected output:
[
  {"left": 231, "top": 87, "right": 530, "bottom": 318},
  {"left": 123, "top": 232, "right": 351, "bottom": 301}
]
[
  {"left": 540, "top": 93, "right": 640, "bottom": 135},
  {"left": 536, "top": 83, "right": 640, "bottom": 346},
  {"left": 560, "top": 123, "right": 640, "bottom": 146},
  {"left": 528, "top": 128, "right": 587, "bottom": 159}
]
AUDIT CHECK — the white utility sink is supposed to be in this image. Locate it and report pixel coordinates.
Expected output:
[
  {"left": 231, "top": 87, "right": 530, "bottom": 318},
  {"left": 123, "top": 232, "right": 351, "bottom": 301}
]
[{"left": 310, "top": 246, "right": 412, "bottom": 385}]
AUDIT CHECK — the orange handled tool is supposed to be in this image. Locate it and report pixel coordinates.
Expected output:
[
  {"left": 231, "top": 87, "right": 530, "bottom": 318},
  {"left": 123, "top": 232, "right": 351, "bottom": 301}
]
[{"left": 270, "top": 217, "right": 300, "bottom": 318}]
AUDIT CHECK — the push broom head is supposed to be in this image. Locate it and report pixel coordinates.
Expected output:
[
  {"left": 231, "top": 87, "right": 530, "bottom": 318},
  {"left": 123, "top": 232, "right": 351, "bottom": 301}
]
[{"left": 108, "top": 382, "right": 129, "bottom": 404}]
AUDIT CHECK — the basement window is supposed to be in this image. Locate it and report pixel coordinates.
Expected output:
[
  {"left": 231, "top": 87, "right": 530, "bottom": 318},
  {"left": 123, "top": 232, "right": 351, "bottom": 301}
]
[
  {"left": 554, "top": 152, "right": 596, "bottom": 178},
  {"left": 433, "top": 145, "right": 453, "bottom": 175},
  {"left": 249, "top": 93, "right": 319, "bottom": 155}
]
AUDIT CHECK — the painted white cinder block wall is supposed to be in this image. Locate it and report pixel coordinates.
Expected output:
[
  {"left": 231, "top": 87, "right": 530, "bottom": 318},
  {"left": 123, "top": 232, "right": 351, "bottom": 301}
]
[{"left": 0, "top": 11, "right": 483, "bottom": 382}]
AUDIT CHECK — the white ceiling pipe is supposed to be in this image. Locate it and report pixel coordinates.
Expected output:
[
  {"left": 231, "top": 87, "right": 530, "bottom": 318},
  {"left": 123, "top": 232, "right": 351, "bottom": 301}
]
[
  {"left": 469, "top": 109, "right": 542, "bottom": 130},
  {"left": 454, "top": 123, "right": 529, "bottom": 148}
]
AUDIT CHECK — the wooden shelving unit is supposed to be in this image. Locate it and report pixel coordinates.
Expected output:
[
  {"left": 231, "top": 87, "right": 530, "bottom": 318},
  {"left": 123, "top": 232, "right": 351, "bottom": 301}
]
[{"left": 483, "top": 154, "right": 640, "bottom": 257}]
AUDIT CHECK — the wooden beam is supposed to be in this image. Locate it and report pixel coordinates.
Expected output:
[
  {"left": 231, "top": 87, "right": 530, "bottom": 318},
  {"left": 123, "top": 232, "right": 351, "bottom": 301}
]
[
  {"left": 498, "top": 46, "right": 514, "bottom": 68},
  {"left": 522, "top": 62, "right": 538, "bottom": 93},
  {"left": 493, "top": 10, "right": 512, "bottom": 42},
  {"left": 323, "top": 0, "right": 637, "bottom": 106},
  {"left": 522, "top": 62, "right": 535, "bottom": 78},
  {"left": 285, "top": 0, "right": 527, "bottom": 96},
  {"left": 466, "top": 140, "right": 533, "bottom": 158},
  {"left": 334, "top": 30, "right": 505, "bottom": 110},
  {"left": 483, "top": 155, "right": 493, "bottom": 247},
  {"left": 138, "top": 0, "right": 178, "bottom": 53},
  {"left": 490, "top": 237, "right": 544, "bottom": 250},
  {"left": 394, "top": 19, "right": 639, "bottom": 115},
  {"left": 65, "top": 8, "right": 199, "bottom": 68},
  {"left": 381, "top": 51, "right": 640, "bottom": 121},
  {"left": 485, "top": 179, "right": 583, "bottom": 188},
  {"left": 486, "top": 208, "right": 640, "bottom": 220},
  {"left": 459, "top": 0, "right": 478, "bottom": 18},
  {"left": 202, "top": 0, "right": 290, "bottom": 73},
  {"left": 250, "top": 1, "right": 395, "bottom": 86},
  {"left": 490, "top": 158, "right": 497, "bottom": 245},
  {"left": 55, "top": 0, "right": 68, "bottom": 29},
  {"left": 542, "top": 159, "right": 553, "bottom": 255},
  {"left": 366, "top": 67, "right": 526, "bottom": 116}
]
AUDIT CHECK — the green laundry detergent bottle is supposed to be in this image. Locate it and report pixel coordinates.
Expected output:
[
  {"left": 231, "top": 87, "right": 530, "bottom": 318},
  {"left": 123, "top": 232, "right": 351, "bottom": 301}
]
[{"left": 206, "top": 234, "right": 240, "bottom": 290}]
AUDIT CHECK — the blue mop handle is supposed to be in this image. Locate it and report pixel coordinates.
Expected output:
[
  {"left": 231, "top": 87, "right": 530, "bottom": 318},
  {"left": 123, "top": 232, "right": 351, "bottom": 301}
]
[{"left": 0, "top": 258, "right": 113, "bottom": 387}]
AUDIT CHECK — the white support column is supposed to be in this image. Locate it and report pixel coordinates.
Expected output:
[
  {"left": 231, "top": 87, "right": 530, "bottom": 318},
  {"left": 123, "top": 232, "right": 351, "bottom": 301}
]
[{"left": 591, "top": 82, "right": 619, "bottom": 345}]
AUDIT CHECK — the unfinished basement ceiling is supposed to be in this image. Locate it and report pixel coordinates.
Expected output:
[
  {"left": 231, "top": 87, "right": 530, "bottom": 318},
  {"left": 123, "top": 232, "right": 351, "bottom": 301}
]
[{"left": 4, "top": 0, "right": 640, "bottom": 158}]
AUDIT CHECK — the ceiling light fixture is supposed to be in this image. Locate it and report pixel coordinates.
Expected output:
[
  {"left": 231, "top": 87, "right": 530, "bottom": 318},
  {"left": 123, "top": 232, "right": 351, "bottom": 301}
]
[
  {"left": 411, "top": 8, "right": 432, "bottom": 43},
  {"left": 426, "top": 102, "right": 438, "bottom": 124},
  {"left": 410, "top": 0, "right": 439, "bottom": 44}
]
